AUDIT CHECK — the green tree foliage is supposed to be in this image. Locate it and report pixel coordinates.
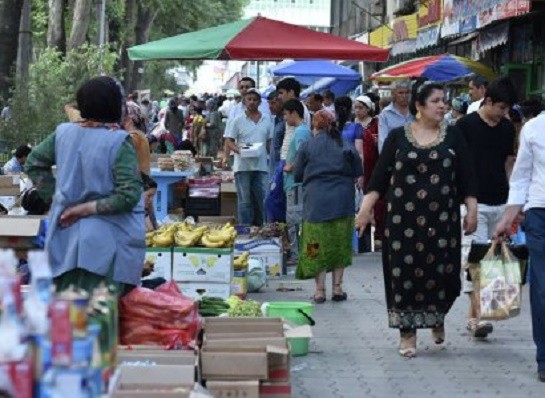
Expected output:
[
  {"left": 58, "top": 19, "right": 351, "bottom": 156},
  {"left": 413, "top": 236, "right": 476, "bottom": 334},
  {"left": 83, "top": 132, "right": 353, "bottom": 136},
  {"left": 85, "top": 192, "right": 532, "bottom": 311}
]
[{"left": 0, "top": 45, "right": 117, "bottom": 148}]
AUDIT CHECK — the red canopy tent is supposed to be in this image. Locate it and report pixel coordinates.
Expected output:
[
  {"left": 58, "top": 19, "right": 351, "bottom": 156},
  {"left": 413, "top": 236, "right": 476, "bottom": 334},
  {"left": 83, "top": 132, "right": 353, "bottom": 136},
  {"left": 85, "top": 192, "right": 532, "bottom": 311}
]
[{"left": 128, "top": 16, "right": 390, "bottom": 62}]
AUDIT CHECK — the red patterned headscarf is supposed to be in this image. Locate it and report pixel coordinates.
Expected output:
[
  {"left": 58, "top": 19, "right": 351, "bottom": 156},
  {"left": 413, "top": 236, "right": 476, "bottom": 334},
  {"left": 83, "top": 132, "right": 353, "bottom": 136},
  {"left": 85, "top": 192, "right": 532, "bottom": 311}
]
[{"left": 312, "top": 109, "right": 334, "bottom": 131}]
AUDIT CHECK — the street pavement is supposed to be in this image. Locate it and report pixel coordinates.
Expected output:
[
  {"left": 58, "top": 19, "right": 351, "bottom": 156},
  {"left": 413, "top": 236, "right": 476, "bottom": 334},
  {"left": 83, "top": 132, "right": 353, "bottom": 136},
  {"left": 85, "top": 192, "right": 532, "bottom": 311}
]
[{"left": 250, "top": 253, "right": 544, "bottom": 398}]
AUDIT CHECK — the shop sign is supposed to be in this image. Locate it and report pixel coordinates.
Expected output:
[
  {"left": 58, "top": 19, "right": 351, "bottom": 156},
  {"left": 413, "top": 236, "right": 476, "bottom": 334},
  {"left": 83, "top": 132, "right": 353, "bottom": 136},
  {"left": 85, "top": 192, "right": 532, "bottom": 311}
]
[
  {"left": 418, "top": 0, "right": 443, "bottom": 29},
  {"left": 441, "top": 0, "right": 460, "bottom": 37},
  {"left": 391, "top": 13, "right": 418, "bottom": 43},
  {"left": 416, "top": 25, "right": 441, "bottom": 50},
  {"left": 477, "top": 0, "right": 531, "bottom": 28},
  {"left": 369, "top": 25, "right": 393, "bottom": 48},
  {"left": 459, "top": 15, "right": 477, "bottom": 34},
  {"left": 391, "top": 40, "right": 418, "bottom": 56}
]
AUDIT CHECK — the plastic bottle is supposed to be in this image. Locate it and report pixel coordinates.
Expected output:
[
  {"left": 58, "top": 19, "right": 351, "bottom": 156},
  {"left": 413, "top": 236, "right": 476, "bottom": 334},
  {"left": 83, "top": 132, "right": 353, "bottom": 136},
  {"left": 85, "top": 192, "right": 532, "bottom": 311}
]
[
  {"left": 0, "top": 283, "right": 23, "bottom": 361},
  {"left": 27, "top": 251, "right": 53, "bottom": 305},
  {"left": 24, "top": 251, "right": 53, "bottom": 335}
]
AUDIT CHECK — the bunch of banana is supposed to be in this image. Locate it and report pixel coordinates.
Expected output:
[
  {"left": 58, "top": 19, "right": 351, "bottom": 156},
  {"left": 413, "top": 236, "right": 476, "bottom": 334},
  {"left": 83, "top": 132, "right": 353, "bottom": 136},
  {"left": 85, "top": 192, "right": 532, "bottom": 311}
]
[
  {"left": 201, "top": 224, "right": 237, "bottom": 248},
  {"left": 233, "top": 251, "right": 250, "bottom": 270},
  {"left": 151, "top": 229, "right": 175, "bottom": 247},
  {"left": 175, "top": 225, "right": 209, "bottom": 247}
]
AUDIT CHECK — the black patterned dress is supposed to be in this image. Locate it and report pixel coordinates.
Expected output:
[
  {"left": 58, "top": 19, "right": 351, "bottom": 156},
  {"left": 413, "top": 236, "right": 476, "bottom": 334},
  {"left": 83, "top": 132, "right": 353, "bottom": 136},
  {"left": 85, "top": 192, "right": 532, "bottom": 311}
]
[{"left": 367, "top": 124, "right": 476, "bottom": 330}]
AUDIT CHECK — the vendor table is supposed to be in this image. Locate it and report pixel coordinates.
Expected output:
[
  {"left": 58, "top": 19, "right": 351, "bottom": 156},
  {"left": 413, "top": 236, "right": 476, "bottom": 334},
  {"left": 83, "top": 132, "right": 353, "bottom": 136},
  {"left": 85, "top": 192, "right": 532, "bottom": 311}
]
[{"left": 151, "top": 168, "right": 195, "bottom": 221}]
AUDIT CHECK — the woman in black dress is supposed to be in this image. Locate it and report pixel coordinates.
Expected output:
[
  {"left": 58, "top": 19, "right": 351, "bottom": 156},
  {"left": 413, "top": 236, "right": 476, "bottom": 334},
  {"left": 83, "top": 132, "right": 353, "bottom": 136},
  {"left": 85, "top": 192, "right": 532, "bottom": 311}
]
[{"left": 356, "top": 82, "right": 478, "bottom": 357}]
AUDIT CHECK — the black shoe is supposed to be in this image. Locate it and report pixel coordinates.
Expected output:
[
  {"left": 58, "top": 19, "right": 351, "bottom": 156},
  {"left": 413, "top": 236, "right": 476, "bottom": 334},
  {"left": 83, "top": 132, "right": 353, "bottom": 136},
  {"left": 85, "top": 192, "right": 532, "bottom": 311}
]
[
  {"left": 539, "top": 371, "right": 545, "bottom": 382},
  {"left": 473, "top": 322, "right": 493, "bottom": 338},
  {"left": 331, "top": 292, "right": 348, "bottom": 302}
]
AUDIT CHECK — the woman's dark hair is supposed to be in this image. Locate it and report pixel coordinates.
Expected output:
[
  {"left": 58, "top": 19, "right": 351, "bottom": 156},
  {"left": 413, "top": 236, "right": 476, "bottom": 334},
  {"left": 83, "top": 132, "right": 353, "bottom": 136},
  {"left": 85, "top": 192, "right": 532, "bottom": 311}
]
[
  {"left": 276, "top": 77, "right": 301, "bottom": 98},
  {"left": 484, "top": 76, "right": 518, "bottom": 106},
  {"left": 409, "top": 80, "right": 445, "bottom": 116},
  {"left": 333, "top": 96, "right": 352, "bottom": 139},
  {"left": 282, "top": 99, "right": 304, "bottom": 118},
  {"left": 76, "top": 76, "right": 123, "bottom": 123}
]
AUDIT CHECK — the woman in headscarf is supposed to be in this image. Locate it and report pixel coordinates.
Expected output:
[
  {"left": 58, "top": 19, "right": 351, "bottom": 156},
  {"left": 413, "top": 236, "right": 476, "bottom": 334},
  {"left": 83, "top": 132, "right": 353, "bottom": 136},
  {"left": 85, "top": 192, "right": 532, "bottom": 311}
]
[
  {"left": 25, "top": 76, "right": 145, "bottom": 294},
  {"left": 205, "top": 98, "right": 222, "bottom": 157},
  {"left": 293, "top": 109, "right": 363, "bottom": 303}
]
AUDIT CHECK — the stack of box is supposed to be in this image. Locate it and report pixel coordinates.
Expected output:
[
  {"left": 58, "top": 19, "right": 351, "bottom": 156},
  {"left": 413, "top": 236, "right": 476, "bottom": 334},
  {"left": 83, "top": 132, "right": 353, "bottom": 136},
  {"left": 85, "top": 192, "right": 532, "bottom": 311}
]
[
  {"left": 201, "top": 318, "right": 292, "bottom": 398},
  {"left": 143, "top": 247, "right": 173, "bottom": 282},
  {"left": 235, "top": 236, "right": 283, "bottom": 278},
  {"left": 111, "top": 348, "right": 200, "bottom": 397},
  {"left": 173, "top": 247, "right": 233, "bottom": 300}
]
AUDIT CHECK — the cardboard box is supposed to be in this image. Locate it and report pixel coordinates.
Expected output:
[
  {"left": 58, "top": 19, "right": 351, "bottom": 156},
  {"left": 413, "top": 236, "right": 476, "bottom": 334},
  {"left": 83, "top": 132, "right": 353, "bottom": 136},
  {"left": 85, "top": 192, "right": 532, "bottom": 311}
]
[
  {"left": 111, "top": 365, "right": 194, "bottom": 398},
  {"left": 235, "top": 238, "right": 283, "bottom": 277},
  {"left": 203, "top": 318, "right": 290, "bottom": 383},
  {"left": 143, "top": 248, "right": 173, "bottom": 281},
  {"left": 0, "top": 215, "right": 44, "bottom": 249},
  {"left": 201, "top": 346, "right": 278, "bottom": 381},
  {"left": 177, "top": 282, "right": 231, "bottom": 301},
  {"left": 259, "top": 381, "right": 292, "bottom": 398},
  {"left": 117, "top": 348, "right": 200, "bottom": 383},
  {"left": 0, "top": 175, "right": 20, "bottom": 196},
  {"left": 172, "top": 247, "right": 233, "bottom": 283},
  {"left": 206, "top": 380, "right": 259, "bottom": 398},
  {"left": 204, "top": 318, "right": 284, "bottom": 336}
]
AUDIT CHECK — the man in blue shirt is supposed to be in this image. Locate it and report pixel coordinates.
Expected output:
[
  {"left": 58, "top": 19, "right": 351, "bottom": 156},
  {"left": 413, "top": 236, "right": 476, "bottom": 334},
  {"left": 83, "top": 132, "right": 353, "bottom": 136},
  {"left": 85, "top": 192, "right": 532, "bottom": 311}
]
[
  {"left": 2, "top": 145, "right": 31, "bottom": 175},
  {"left": 224, "top": 89, "right": 273, "bottom": 226},
  {"left": 283, "top": 99, "right": 311, "bottom": 266}
]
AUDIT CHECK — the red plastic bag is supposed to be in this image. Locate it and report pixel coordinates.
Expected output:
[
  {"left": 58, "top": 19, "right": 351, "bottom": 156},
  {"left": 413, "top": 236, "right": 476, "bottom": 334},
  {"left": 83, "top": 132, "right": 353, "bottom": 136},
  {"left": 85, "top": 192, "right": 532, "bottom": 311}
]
[{"left": 119, "top": 281, "right": 200, "bottom": 348}]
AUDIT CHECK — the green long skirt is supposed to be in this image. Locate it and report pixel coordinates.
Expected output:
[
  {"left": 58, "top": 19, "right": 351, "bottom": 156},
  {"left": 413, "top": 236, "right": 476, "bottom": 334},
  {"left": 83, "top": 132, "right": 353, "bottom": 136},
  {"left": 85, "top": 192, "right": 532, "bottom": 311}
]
[{"left": 296, "top": 216, "right": 354, "bottom": 280}]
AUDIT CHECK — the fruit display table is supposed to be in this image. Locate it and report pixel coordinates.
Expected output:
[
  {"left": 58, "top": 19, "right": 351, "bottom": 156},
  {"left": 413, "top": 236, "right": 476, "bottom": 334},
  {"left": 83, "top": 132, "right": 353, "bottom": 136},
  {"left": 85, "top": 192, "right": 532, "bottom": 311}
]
[{"left": 150, "top": 168, "right": 195, "bottom": 221}]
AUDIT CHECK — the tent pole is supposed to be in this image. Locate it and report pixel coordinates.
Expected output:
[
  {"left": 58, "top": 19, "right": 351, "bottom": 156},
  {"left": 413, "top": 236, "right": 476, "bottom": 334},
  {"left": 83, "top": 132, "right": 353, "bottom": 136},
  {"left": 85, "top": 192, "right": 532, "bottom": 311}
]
[{"left": 256, "top": 61, "right": 260, "bottom": 90}]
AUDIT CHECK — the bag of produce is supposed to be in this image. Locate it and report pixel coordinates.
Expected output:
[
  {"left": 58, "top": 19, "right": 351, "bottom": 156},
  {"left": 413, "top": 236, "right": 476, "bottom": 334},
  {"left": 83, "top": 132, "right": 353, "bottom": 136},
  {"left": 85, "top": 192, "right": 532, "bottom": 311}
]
[{"left": 119, "top": 281, "right": 200, "bottom": 348}]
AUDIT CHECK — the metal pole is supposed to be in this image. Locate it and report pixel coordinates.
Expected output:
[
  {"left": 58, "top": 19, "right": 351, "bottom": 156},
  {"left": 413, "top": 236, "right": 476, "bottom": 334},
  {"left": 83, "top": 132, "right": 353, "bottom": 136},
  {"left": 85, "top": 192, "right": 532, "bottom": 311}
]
[{"left": 99, "top": 0, "right": 106, "bottom": 74}]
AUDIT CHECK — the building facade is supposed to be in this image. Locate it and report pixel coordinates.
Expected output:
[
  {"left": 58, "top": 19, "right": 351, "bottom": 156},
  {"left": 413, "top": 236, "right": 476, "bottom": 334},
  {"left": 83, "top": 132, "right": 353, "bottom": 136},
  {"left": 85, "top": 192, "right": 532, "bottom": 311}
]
[{"left": 331, "top": 0, "right": 545, "bottom": 99}]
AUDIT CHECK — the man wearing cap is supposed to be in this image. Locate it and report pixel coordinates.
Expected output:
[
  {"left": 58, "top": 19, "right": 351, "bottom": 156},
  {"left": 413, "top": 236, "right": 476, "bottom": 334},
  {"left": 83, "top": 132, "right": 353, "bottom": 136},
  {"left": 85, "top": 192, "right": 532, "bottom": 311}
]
[
  {"left": 224, "top": 89, "right": 273, "bottom": 226},
  {"left": 377, "top": 80, "right": 413, "bottom": 153}
]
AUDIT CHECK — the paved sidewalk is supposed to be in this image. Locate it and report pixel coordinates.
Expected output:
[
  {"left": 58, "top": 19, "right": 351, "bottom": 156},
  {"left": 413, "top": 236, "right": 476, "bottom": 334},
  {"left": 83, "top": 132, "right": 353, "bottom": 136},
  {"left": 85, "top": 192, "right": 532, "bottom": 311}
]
[{"left": 250, "top": 253, "right": 544, "bottom": 397}]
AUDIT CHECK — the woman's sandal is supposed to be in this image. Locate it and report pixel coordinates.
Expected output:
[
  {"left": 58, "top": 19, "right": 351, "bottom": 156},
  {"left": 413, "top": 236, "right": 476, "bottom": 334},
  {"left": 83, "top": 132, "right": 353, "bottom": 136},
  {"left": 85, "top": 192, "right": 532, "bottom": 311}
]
[
  {"left": 399, "top": 331, "right": 417, "bottom": 358},
  {"left": 331, "top": 284, "right": 348, "bottom": 302},
  {"left": 432, "top": 326, "right": 445, "bottom": 344},
  {"left": 312, "top": 289, "right": 326, "bottom": 304}
]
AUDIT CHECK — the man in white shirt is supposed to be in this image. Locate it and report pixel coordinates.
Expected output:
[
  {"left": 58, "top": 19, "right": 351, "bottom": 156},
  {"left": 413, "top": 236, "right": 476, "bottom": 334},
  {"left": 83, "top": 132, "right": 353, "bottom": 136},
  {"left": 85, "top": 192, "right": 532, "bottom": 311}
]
[
  {"left": 494, "top": 110, "right": 545, "bottom": 383},
  {"left": 224, "top": 89, "right": 273, "bottom": 226},
  {"left": 466, "top": 76, "right": 488, "bottom": 114},
  {"left": 222, "top": 77, "right": 269, "bottom": 167}
]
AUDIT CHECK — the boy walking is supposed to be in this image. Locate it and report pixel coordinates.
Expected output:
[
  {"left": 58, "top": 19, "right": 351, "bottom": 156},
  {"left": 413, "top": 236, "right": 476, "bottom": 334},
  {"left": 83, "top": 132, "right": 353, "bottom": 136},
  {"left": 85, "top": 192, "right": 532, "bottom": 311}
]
[{"left": 282, "top": 99, "right": 312, "bottom": 266}]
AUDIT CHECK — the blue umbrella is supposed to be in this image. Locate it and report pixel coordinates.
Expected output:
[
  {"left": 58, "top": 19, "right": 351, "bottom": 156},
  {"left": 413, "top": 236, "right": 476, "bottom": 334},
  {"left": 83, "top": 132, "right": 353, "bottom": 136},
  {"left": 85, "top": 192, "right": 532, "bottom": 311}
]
[{"left": 271, "top": 60, "right": 361, "bottom": 96}]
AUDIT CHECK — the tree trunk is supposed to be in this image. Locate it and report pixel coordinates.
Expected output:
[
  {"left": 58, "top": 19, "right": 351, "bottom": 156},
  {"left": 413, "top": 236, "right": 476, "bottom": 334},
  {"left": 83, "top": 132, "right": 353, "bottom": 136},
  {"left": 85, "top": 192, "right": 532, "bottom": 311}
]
[
  {"left": 0, "top": 0, "right": 24, "bottom": 99},
  {"left": 130, "top": 1, "right": 159, "bottom": 92},
  {"left": 120, "top": 0, "right": 137, "bottom": 92},
  {"left": 67, "top": 0, "right": 92, "bottom": 51},
  {"left": 47, "top": 0, "right": 65, "bottom": 51},
  {"left": 17, "top": 0, "right": 32, "bottom": 86}
]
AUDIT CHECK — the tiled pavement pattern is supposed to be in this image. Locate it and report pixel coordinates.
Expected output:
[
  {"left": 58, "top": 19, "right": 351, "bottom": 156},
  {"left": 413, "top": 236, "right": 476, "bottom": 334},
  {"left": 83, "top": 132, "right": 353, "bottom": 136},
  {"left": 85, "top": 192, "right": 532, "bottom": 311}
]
[{"left": 250, "top": 253, "right": 544, "bottom": 397}]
